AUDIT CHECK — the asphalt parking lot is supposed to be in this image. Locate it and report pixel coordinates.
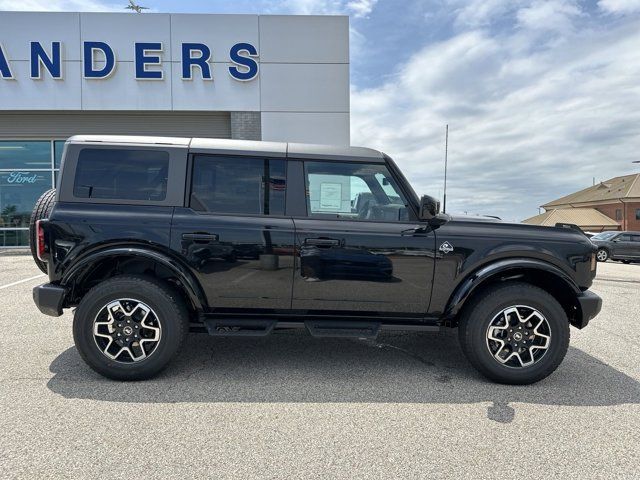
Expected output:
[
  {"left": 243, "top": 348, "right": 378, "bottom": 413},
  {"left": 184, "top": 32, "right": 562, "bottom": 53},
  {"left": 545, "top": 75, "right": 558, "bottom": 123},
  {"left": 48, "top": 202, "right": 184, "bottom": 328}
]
[{"left": 1, "top": 251, "right": 639, "bottom": 479}]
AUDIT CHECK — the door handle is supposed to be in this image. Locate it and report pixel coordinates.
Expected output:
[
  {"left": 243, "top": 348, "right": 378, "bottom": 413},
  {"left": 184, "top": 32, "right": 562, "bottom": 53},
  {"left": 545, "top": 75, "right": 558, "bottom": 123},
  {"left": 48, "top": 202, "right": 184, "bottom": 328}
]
[
  {"left": 401, "top": 226, "right": 427, "bottom": 236},
  {"left": 182, "top": 233, "right": 219, "bottom": 243},
  {"left": 304, "top": 238, "right": 340, "bottom": 247}
]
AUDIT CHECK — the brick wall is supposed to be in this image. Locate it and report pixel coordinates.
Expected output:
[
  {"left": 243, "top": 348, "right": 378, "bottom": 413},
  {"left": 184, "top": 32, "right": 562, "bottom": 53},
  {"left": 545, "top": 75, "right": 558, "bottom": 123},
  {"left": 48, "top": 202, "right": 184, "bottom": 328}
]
[
  {"left": 230, "top": 112, "right": 261, "bottom": 141},
  {"left": 594, "top": 201, "right": 640, "bottom": 231}
]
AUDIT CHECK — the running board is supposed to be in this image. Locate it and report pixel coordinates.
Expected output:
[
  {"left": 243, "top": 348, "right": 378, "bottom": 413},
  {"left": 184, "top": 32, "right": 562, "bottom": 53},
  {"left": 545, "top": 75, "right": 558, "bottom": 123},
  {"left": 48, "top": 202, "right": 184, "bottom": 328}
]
[
  {"left": 203, "top": 319, "right": 276, "bottom": 337},
  {"left": 305, "top": 320, "right": 380, "bottom": 339}
]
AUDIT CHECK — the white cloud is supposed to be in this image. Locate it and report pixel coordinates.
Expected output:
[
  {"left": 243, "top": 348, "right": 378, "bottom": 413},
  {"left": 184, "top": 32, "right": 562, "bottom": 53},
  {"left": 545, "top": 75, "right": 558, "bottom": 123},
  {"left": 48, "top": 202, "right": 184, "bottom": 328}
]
[
  {"left": 0, "top": 0, "right": 120, "bottom": 11},
  {"left": 271, "top": 0, "right": 378, "bottom": 17},
  {"left": 351, "top": 7, "right": 640, "bottom": 221},
  {"left": 599, "top": 0, "right": 640, "bottom": 15}
]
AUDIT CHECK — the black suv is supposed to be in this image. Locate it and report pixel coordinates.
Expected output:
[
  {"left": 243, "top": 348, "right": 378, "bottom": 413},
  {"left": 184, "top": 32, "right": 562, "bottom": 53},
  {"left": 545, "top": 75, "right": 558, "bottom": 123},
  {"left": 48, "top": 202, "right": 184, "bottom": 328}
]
[
  {"left": 591, "top": 231, "right": 640, "bottom": 263},
  {"left": 31, "top": 135, "right": 602, "bottom": 384}
]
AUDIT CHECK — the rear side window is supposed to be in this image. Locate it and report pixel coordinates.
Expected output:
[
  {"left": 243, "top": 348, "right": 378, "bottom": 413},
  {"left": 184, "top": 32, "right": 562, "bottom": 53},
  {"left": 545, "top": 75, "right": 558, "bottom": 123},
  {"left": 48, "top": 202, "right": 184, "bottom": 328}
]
[
  {"left": 190, "top": 155, "right": 286, "bottom": 216},
  {"left": 73, "top": 148, "right": 169, "bottom": 201}
]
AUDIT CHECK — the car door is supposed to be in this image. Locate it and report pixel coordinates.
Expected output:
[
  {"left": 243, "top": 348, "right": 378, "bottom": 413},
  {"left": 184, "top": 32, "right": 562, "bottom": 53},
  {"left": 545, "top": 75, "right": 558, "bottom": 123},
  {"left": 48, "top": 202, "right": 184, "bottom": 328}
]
[
  {"left": 612, "top": 233, "right": 634, "bottom": 258},
  {"left": 170, "top": 154, "right": 295, "bottom": 311},
  {"left": 631, "top": 235, "right": 640, "bottom": 259},
  {"left": 290, "top": 158, "right": 436, "bottom": 315}
]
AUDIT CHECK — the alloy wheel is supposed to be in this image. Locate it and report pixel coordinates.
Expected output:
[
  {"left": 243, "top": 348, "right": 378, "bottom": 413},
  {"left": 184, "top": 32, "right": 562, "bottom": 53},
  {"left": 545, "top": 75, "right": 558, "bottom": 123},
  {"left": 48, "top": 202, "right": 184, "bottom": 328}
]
[
  {"left": 92, "top": 299, "right": 162, "bottom": 363},
  {"left": 485, "top": 305, "right": 551, "bottom": 368}
]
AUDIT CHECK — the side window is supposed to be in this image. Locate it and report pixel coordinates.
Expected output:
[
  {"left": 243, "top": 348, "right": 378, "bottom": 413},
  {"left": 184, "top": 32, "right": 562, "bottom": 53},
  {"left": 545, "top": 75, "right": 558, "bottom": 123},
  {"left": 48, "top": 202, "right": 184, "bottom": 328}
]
[
  {"left": 632, "top": 235, "right": 640, "bottom": 242},
  {"left": 304, "top": 161, "right": 410, "bottom": 222},
  {"left": 190, "top": 155, "right": 286, "bottom": 216},
  {"left": 73, "top": 148, "right": 169, "bottom": 200},
  {"left": 618, "top": 234, "right": 631, "bottom": 241},
  {"left": 615, "top": 209, "right": 622, "bottom": 221}
]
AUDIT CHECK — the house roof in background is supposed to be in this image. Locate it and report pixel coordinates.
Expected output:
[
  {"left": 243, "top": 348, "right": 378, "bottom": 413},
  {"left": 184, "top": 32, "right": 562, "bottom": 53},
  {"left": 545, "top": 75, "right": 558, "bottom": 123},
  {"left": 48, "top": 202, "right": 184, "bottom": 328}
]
[
  {"left": 523, "top": 208, "right": 619, "bottom": 228},
  {"left": 542, "top": 173, "right": 640, "bottom": 208}
]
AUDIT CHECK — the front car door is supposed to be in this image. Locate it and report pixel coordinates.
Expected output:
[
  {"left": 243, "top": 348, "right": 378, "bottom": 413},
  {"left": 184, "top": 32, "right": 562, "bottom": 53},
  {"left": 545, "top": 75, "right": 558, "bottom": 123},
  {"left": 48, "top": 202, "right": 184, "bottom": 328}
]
[
  {"left": 170, "top": 154, "right": 295, "bottom": 311},
  {"left": 612, "top": 233, "right": 634, "bottom": 259},
  {"left": 290, "top": 158, "right": 436, "bottom": 315}
]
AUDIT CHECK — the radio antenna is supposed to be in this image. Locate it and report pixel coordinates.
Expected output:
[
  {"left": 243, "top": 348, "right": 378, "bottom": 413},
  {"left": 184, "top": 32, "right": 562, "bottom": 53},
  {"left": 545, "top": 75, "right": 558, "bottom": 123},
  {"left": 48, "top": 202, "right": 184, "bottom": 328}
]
[{"left": 443, "top": 124, "right": 449, "bottom": 214}]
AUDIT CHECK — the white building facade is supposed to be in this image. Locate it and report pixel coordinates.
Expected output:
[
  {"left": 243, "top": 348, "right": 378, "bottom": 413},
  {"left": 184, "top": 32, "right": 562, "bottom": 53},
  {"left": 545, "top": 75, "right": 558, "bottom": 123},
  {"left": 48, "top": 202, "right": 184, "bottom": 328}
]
[{"left": 0, "top": 12, "right": 350, "bottom": 246}]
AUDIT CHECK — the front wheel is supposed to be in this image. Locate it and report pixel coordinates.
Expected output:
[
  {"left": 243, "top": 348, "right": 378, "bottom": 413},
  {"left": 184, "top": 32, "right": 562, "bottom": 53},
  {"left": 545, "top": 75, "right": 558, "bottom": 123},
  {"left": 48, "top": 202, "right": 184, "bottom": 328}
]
[
  {"left": 596, "top": 248, "right": 608, "bottom": 262},
  {"left": 458, "top": 282, "right": 570, "bottom": 385},
  {"left": 73, "top": 275, "right": 189, "bottom": 380}
]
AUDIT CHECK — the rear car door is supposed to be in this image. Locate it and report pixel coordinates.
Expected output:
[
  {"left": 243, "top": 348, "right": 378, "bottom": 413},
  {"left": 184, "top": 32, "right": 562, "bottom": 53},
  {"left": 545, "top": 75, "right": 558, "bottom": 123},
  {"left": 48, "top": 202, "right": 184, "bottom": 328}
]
[
  {"left": 170, "top": 154, "right": 295, "bottom": 310},
  {"left": 612, "top": 233, "right": 634, "bottom": 258},
  {"left": 290, "top": 158, "right": 436, "bottom": 315}
]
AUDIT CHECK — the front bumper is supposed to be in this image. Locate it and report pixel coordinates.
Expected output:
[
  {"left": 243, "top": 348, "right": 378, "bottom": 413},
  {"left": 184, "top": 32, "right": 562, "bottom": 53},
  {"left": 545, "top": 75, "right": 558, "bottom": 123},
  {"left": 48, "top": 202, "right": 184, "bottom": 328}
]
[
  {"left": 574, "top": 290, "right": 602, "bottom": 329},
  {"left": 32, "top": 283, "right": 66, "bottom": 317}
]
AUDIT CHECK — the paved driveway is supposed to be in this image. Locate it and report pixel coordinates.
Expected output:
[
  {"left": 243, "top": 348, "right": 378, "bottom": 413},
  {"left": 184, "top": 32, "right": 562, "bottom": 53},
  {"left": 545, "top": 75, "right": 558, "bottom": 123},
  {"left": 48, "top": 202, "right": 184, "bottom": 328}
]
[{"left": 1, "top": 252, "right": 639, "bottom": 479}]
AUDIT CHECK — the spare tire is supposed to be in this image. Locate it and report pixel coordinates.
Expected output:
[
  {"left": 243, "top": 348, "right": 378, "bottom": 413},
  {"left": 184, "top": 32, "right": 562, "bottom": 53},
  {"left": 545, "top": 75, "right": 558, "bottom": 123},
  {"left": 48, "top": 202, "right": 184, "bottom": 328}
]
[{"left": 29, "top": 188, "right": 56, "bottom": 274}]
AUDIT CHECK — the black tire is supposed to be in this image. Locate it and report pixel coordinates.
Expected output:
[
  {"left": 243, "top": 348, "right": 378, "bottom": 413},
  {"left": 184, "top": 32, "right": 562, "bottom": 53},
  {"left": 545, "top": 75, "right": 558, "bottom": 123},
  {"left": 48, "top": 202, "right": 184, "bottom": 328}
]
[
  {"left": 458, "top": 282, "right": 570, "bottom": 385},
  {"left": 29, "top": 188, "right": 56, "bottom": 273},
  {"left": 73, "top": 275, "right": 189, "bottom": 381},
  {"left": 596, "top": 248, "right": 608, "bottom": 262}
]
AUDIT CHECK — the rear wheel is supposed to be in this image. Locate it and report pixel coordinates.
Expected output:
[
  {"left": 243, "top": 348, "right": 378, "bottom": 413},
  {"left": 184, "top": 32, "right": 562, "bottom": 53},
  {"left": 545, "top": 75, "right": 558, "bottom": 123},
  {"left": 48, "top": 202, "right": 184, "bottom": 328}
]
[
  {"left": 458, "top": 282, "right": 570, "bottom": 384},
  {"left": 29, "top": 188, "right": 56, "bottom": 273},
  {"left": 73, "top": 275, "right": 189, "bottom": 380},
  {"left": 596, "top": 248, "right": 608, "bottom": 262}
]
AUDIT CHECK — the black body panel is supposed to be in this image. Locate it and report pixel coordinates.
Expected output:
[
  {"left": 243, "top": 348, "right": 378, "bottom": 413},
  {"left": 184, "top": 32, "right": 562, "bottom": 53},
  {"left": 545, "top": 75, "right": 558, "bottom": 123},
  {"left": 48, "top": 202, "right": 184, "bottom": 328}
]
[{"left": 35, "top": 138, "right": 602, "bottom": 333}]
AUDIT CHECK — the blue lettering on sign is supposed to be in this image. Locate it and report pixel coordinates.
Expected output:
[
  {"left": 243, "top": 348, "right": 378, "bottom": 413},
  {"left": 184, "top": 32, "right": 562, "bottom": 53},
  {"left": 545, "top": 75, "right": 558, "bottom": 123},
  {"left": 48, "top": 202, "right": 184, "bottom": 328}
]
[
  {"left": 0, "top": 41, "right": 261, "bottom": 82},
  {"left": 84, "top": 41, "right": 116, "bottom": 79},
  {"left": 182, "top": 43, "right": 212, "bottom": 80},
  {"left": 228, "top": 42, "right": 259, "bottom": 81},
  {"left": 30, "top": 41, "right": 62, "bottom": 79},
  {"left": 0, "top": 43, "right": 13, "bottom": 79},
  {"left": 135, "top": 42, "right": 163, "bottom": 80}
]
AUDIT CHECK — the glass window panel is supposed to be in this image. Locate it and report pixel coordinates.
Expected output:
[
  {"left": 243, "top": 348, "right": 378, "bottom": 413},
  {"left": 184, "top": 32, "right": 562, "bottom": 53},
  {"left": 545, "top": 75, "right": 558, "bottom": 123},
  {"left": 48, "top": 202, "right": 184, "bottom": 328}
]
[
  {"left": 73, "top": 148, "right": 169, "bottom": 201},
  {"left": 305, "top": 161, "right": 410, "bottom": 222},
  {"left": 0, "top": 171, "right": 53, "bottom": 229},
  {"left": 0, "top": 229, "right": 29, "bottom": 247},
  {"left": 54, "top": 140, "right": 66, "bottom": 169},
  {"left": 190, "top": 156, "right": 286, "bottom": 216},
  {"left": 0, "top": 141, "right": 52, "bottom": 170}
]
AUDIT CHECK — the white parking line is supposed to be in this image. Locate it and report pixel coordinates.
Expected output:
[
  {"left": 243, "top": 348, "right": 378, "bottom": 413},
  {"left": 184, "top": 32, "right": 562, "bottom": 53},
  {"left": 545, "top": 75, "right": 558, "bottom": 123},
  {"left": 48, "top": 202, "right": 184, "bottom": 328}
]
[{"left": 0, "top": 274, "right": 46, "bottom": 290}]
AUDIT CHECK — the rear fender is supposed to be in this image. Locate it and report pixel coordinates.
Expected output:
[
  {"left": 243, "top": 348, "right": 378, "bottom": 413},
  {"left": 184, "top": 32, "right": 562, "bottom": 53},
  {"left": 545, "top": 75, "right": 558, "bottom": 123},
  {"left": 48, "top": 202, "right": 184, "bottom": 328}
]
[{"left": 61, "top": 246, "right": 207, "bottom": 310}]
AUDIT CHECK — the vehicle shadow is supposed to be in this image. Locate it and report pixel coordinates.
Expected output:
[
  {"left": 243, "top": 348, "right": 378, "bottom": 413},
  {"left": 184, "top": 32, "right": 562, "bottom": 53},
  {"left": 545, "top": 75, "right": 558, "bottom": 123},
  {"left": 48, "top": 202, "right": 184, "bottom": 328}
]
[{"left": 47, "top": 331, "right": 640, "bottom": 423}]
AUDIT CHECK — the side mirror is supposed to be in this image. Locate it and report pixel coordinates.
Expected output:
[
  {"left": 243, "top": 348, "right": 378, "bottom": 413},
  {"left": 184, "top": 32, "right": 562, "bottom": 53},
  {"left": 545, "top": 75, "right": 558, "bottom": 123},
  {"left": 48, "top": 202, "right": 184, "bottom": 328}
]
[{"left": 419, "top": 195, "right": 440, "bottom": 220}]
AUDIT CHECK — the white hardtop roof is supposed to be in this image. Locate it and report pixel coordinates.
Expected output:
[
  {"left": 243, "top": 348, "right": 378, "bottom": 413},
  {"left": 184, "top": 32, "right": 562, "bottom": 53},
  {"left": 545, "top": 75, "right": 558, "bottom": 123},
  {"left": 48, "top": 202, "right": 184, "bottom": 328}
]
[{"left": 67, "top": 135, "right": 385, "bottom": 161}]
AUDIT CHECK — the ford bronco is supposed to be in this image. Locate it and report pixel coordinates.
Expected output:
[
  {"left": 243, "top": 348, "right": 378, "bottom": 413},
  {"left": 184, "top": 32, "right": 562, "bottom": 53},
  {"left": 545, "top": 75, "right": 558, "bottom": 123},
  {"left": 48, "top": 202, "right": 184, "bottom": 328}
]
[{"left": 31, "top": 135, "right": 602, "bottom": 384}]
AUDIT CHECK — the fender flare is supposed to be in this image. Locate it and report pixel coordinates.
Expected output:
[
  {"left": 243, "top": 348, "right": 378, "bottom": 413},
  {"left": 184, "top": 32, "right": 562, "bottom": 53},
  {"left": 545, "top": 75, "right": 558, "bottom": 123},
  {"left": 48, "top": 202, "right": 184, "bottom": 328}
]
[
  {"left": 443, "top": 257, "right": 581, "bottom": 318},
  {"left": 61, "top": 246, "right": 207, "bottom": 311}
]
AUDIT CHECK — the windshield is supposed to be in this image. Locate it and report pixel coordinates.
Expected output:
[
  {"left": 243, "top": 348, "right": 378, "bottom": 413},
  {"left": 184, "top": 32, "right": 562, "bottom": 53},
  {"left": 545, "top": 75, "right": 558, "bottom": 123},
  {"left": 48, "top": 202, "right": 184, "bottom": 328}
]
[{"left": 591, "top": 232, "right": 617, "bottom": 240}]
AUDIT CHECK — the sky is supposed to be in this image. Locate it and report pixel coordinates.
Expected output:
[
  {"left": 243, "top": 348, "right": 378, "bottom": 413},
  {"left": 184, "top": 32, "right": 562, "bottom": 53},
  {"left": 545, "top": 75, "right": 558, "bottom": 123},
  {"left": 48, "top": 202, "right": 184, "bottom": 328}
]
[{"left": 1, "top": 0, "right": 639, "bottom": 221}]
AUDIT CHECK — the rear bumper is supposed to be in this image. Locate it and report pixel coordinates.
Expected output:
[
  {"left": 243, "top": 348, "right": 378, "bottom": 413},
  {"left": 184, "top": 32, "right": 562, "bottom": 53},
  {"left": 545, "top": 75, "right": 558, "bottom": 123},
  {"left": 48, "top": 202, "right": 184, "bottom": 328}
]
[
  {"left": 32, "top": 283, "right": 66, "bottom": 317},
  {"left": 575, "top": 290, "right": 602, "bottom": 329}
]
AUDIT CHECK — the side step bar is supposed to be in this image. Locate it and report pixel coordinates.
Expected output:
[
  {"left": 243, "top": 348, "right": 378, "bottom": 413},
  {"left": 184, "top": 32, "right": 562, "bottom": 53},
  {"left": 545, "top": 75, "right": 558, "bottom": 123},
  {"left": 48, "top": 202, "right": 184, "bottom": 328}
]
[
  {"left": 305, "top": 320, "right": 380, "bottom": 338},
  {"left": 198, "top": 318, "right": 441, "bottom": 337},
  {"left": 204, "top": 319, "right": 276, "bottom": 337}
]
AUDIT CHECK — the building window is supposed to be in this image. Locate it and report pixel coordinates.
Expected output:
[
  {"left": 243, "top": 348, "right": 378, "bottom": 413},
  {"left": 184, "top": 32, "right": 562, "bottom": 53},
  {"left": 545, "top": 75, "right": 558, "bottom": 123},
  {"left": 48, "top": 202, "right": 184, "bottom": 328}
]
[
  {"left": 636, "top": 209, "right": 640, "bottom": 221},
  {"left": 0, "top": 140, "right": 62, "bottom": 247},
  {"left": 615, "top": 209, "right": 622, "bottom": 221}
]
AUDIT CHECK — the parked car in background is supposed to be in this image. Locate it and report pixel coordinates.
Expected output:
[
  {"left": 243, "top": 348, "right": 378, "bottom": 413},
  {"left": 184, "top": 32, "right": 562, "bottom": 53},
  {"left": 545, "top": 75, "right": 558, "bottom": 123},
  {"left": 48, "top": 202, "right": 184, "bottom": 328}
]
[{"left": 591, "top": 231, "right": 640, "bottom": 263}]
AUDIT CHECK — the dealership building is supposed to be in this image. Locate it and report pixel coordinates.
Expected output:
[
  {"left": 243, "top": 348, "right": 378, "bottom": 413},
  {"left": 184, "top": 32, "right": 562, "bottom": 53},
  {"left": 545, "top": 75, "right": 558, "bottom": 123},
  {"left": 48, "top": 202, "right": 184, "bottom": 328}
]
[{"left": 0, "top": 12, "right": 350, "bottom": 246}]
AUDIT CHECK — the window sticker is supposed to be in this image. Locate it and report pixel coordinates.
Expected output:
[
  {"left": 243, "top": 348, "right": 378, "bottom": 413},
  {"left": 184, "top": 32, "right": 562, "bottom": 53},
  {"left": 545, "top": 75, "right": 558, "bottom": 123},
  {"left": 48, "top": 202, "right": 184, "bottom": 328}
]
[{"left": 319, "top": 182, "right": 342, "bottom": 211}]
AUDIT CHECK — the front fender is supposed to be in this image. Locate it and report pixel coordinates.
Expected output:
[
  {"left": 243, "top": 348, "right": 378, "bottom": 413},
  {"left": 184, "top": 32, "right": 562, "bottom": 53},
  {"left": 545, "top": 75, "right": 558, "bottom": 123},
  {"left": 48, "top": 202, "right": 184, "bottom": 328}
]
[
  {"left": 61, "top": 246, "right": 207, "bottom": 310},
  {"left": 443, "top": 257, "right": 581, "bottom": 319}
]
